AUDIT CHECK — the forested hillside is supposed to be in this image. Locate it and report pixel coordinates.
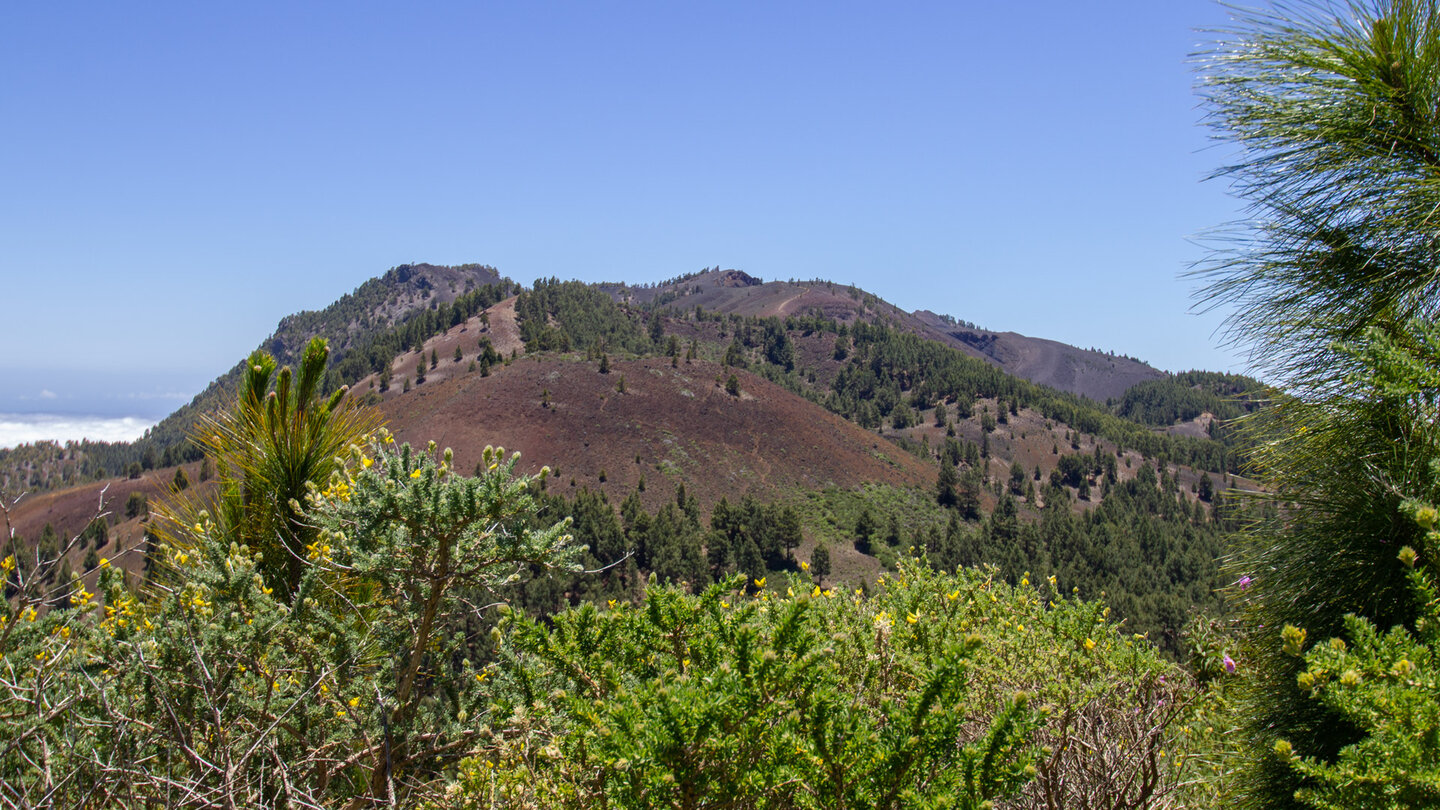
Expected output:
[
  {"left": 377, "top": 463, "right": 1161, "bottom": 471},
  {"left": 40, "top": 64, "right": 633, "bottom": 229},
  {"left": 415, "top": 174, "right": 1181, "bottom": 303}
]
[{"left": 5, "top": 259, "right": 1259, "bottom": 663}]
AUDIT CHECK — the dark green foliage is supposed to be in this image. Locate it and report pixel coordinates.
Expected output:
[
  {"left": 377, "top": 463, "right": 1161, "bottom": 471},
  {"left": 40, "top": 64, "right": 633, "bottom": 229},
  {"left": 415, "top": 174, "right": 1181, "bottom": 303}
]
[
  {"left": 516, "top": 278, "right": 647, "bottom": 353},
  {"left": 124, "top": 492, "right": 147, "bottom": 520},
  {"left": 810, "top": 542, "right": 831, "bottom": 582},
  {"left": 936, "top": 460, "right": 958, "bottom": 508},
  {"left": 1115, "top": 371, "right": 1264, "bottom": 427},
  {"left": 80, "top": 518, "right": 107, "bottom": 551},
  {"left": 172, "top": 466, "right": 188, "bottom": 492},
  {"left": 956, "top": 468, "right": 983, "bottom": 521},
  {"left": 855, "top": 507, "right": 876, "bottom": 554},
  {"left": 709, "top": 496, "right": 803, "bottom": 576},
  {"left": 1009, "top": 460, "right": 1027, "bottom": 496},
  {"left": 723, "top": 338, "right": 747, "bottom": 368},
  {"left": 725, "top": 373, "right": 741, "bottom": 396}
]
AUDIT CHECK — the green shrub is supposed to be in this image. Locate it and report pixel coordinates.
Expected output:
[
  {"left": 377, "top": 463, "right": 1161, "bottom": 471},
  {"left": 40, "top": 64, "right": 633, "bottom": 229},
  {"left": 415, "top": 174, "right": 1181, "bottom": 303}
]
[
  {"left": 0, "top": 434, "right": 579, "bottom": 807},
  {"left": 451, "top": 560, "right": 1203, "bottom": 810}
]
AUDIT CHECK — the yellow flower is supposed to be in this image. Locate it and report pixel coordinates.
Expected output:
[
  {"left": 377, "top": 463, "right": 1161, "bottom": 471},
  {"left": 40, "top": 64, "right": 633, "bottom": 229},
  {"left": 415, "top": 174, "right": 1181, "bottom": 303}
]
[
  {"left": 800, "top": 561, "right": 810, "bottom": 572},
  {"left": 754, "top": 577, "right": 766, "bottom": 589},
  {"left": 811, "top": 586, "right": 821, "bottom": 597},
  {"left": 410, "top": 469, "right": 422, "bottom": 479},
  {"left": 720, "top": 601, "right": 730, "bottom": 609},
  {"left": 362, "top": 456, "right": 373, "bottom": 468},
  {"left": 335, "top": 710, "right": 347, "bottom": 719},
  {"left": 906, "top": 611, "right": 919, "bottom": 624},
  {"left": 946, "top": 589, "right": 960, "bottom": 601},
  {"left": 822, "top": 589, "right": 835, "bottom": 598},
  {"left": 2, "top": 555, "right": 15, "bottom": 572},
  {"left": 98, "top": 557, "right": 110, "bottom": 568},
  {"left": 193, "top": 523, "right": 205, "bottom": 534},
  {"left": 607, "top": 599, "right": 617, "bottom": 609},
  {"left": 23, "top": 607, "right": 38, "bottom": 622},
  {"left": 1084, "top": 638, "right": 1096, "bottom": 651}
]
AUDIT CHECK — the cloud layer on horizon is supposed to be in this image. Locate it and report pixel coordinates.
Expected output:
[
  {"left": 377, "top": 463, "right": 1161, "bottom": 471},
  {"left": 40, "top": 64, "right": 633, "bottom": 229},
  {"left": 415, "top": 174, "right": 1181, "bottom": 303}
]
[{"left": 0, "top": 414, "right": 155, "bottom": 450}]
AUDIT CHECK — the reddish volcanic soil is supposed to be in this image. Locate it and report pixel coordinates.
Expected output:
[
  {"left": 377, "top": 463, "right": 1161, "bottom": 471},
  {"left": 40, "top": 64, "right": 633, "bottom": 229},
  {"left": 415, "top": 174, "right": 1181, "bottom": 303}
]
[{"left": 378, "top": 354, "right": 933, "bottom": 515}]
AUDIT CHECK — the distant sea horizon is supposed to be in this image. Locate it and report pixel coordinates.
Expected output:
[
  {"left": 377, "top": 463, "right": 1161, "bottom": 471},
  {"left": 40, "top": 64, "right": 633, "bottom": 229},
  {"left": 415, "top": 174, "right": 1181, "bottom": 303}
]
[
  {"left": 0, "top": 367, "right": 199, "bottom": 449},
  {"left": 0, "top": 412, "right": 158, "bottom": 450}
]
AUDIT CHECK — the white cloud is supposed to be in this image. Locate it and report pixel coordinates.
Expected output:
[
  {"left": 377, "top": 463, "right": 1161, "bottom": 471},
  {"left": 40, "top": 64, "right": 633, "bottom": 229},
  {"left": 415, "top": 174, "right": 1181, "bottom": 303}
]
[
  {"left": 39, "top": 389, "right": 57, "bottom": 399},
  {"left": 0, "top": 414, "right": 155, "bottom": 449}
]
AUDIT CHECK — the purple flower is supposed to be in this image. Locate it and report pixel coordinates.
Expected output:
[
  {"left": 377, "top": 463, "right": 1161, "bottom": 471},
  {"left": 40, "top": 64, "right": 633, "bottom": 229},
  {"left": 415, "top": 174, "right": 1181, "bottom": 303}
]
[
  {"left": 1237, "top": 576, "right": 1253, "bottom": 591},
  {"left": 1223, "top": 654, "right": 1237, "bottom": 674}
]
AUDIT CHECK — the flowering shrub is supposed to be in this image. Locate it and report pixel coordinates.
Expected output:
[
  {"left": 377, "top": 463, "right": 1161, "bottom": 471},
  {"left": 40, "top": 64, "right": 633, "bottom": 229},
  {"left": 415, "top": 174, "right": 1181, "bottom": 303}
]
[
  {"left": 2, "top": 431, "right": 579, "bottom": 806},
  {"left": 1273, "top": 500, "right": 1440, "bottom": 809},
  {"left": 449, "top": 560, "right": 1201, "bottom": 810}
]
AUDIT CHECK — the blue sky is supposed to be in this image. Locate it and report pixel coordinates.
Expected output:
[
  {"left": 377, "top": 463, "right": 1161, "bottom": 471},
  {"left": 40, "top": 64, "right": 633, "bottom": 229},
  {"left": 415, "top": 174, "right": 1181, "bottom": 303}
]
[{"left": 2, "top": 1, "right": 1248, "bottom": 429}]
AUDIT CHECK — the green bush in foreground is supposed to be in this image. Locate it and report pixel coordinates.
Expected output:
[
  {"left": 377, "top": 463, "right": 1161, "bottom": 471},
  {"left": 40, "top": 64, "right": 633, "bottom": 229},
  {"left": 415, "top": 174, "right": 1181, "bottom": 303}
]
[
  {"left": 449, "top": 560, "right": 1206, "bottom": 810},
  {"left": 0, "top": 431, "right": 579, "bottom": 808},
  {"left": 1261, "top": 329, "right": 1440, "bottom": 809}
]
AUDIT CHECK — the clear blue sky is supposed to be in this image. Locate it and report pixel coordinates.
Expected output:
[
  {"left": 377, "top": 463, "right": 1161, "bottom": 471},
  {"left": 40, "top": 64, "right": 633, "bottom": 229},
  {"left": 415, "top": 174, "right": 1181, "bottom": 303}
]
[{"left": 2, "top": 0, "right": 1249, "bottom": 421}]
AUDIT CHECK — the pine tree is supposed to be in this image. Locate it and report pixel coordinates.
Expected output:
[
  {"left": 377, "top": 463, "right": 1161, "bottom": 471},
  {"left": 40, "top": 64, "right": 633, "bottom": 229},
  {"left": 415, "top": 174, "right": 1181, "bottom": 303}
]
[
  {"left": 854, "top": 508, "right": 876, "bottom": 555},
  {"left": 173, "top": 338, "right": 380, "bottom": 597},
  {"left": 936, "top": 461, "right": 958, "bottom": 508},
  {"left": 1197, "top": 4, "right": 1440, "bottom": 805},
  {"left": 810, "top": 543, "right": 831, "bottom": 584}
]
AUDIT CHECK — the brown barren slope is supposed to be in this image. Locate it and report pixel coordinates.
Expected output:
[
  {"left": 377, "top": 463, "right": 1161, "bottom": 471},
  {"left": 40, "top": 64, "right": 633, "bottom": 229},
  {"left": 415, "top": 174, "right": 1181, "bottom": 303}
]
[{"left": 378, "top": 354, "right": 933, "bottom": 514}]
